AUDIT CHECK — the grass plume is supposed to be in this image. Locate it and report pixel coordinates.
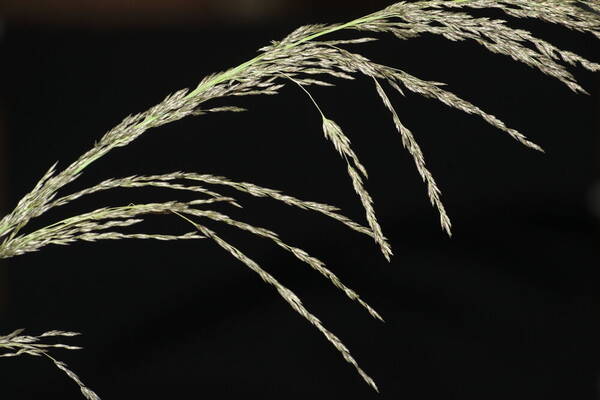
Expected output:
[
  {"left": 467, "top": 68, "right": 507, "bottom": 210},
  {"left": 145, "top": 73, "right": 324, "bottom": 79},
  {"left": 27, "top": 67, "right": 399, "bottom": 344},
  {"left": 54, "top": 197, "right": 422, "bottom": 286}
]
[{"left": 1, "top": 1, "right": 598, "bottom": 397}]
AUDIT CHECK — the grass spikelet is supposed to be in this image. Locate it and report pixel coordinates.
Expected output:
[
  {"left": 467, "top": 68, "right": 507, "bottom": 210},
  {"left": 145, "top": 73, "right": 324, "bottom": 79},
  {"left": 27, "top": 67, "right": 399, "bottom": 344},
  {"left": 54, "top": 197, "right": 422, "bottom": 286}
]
[
  {"left": 183, "top": 208, "right": 383, "bottom": 321},
  {"left": 322, "top": 117, "right": 392, "bottom": 260},
  {"left": 176, "top": 219, "right": 379, "bottom": 392},
  {"left": 283, "top": 73, "right": 391, "bottom": 259},
  {"left": 373, "top": 78, "right": 451, "bottom": 235},
  {"left": 346, "top": 164, "right": 393, "bottom": 261}
]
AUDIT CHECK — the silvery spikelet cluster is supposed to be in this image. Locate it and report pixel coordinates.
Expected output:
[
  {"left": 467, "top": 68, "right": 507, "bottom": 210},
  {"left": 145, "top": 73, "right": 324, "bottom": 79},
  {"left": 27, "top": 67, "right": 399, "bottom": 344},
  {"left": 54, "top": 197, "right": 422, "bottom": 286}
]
[{"left": 1, "top": 1, "right": 598, "bottom": 397}]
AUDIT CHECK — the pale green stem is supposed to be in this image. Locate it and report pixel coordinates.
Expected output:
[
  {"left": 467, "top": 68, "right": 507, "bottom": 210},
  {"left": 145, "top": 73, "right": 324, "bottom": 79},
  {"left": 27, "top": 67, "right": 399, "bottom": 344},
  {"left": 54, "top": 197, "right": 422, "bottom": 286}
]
[
  {"left": 64, "top": 0, "right": 492, "bottom": 178},
  {"left": 186, "top": 14, "right": 386, "bottom": 99},
  {"left": 281, "top": 73, "right": 325, "bottom": 117},
  {"left": 70, "top": 14, "right": 388, "bottom": 177}
]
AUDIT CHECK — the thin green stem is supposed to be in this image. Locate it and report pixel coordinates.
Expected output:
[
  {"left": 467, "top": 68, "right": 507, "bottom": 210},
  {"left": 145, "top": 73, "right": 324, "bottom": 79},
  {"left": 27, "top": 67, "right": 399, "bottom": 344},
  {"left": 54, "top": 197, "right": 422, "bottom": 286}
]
[
  {"left": 70, "top": 13, "right": 387, "bottom": 178},
  {"left": 186, "top": 14, "right": 386, "bottom": 99},
  {"left": 281, "top": 73, "right": 325, "bottom": 117}
]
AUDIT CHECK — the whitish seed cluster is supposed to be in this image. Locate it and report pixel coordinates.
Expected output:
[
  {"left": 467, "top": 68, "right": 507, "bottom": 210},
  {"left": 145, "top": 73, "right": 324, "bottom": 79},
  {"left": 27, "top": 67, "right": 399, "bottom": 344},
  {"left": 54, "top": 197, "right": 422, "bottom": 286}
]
[{"left": 1, "top": 1, "right": 598, "bottom": 397}]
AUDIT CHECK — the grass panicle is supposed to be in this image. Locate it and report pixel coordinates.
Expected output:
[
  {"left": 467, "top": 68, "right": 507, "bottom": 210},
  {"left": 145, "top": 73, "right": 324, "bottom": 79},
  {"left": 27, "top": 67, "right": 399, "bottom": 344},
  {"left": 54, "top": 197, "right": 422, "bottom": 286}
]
[{"left": 1, "top": 1, "right": 598, "bottom": 397}]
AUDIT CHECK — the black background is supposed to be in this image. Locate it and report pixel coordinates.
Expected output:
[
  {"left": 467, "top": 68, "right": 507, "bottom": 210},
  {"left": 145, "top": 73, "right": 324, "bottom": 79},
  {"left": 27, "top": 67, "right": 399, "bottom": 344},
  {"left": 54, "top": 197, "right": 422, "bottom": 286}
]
[{"left": 1, "top": 2, "right": 599, "bottom": 399}]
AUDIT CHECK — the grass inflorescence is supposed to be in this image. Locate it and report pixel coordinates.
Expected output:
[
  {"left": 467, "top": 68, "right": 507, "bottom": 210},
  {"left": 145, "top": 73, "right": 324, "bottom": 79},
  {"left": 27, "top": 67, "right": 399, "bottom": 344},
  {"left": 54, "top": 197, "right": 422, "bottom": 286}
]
[{"left": 1, "top": 1, "right": 598, "bottom": 397}]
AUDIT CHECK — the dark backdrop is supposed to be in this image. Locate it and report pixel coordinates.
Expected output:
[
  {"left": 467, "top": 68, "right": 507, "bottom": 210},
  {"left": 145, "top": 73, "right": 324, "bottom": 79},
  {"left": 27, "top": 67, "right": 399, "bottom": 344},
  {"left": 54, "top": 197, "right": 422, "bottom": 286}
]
[{"left": 1, "top": 2, "right": 599, "bottom": 399}]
